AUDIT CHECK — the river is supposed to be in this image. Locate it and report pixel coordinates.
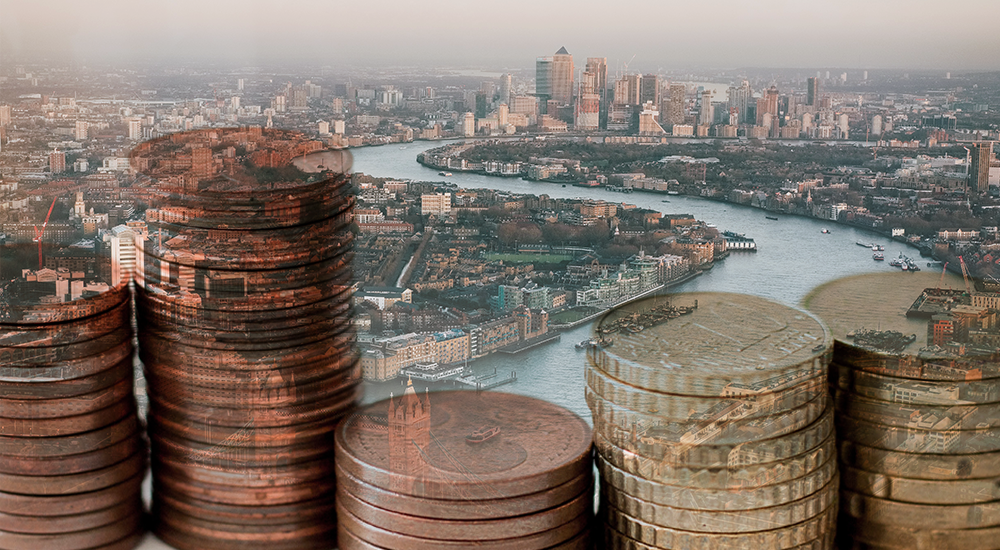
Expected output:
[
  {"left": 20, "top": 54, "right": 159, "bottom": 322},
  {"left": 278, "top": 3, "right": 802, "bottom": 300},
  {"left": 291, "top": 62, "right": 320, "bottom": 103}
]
[{"left": 351, "top": 140, "right": 922, "bottom": 421}]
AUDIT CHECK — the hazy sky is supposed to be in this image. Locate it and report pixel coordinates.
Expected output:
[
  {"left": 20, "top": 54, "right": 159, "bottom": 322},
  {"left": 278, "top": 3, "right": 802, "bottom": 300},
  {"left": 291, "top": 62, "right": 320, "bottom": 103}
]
[{"left": 3, "top": 0, "right": 999, "bottom": 71}]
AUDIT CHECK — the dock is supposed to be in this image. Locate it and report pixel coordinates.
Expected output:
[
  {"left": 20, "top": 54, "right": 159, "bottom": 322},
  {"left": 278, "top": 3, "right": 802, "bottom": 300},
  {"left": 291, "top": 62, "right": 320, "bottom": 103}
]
[
  {"left": 455, "top": 368, "right": 517, "bottom": 390},
  {"left": 496, "top": 333, "right": 561, "bottom": 354}
]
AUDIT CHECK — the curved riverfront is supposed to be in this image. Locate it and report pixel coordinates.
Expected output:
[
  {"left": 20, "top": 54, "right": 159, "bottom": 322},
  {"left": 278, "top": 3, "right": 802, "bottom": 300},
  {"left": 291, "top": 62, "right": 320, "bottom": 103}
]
[{"left": 352, "top": 140, "right": 927, "bottom": 421}]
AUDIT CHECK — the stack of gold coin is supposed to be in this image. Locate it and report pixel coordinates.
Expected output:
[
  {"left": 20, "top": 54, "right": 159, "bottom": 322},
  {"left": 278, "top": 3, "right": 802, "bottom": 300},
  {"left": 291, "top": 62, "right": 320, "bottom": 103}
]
[
  {"left": 587, "top": 292, "right": 837, "bottom": 549},
  {"left": 804, "top": 271, "right": 1000, "bottom": 549},
  {"left": 334, "top": 389, "right": 594, "bottom": 550},
  {"left": 0, "top": 272, "right": 145, "bottom": 550},
  {"left": 130, "top": 128, "right": 360, "bottom": 550}
]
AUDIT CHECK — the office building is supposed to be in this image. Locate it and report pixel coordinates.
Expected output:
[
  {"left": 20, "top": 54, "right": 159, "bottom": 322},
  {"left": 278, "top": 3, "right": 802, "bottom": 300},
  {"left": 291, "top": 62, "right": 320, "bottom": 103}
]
[
  {"left": 461, "top": 112, "right": 475, "bottom": 137},
  {"left": 535, "top": 56, "right": 552, "bottom": 112},
  {"left": 727, "top": 80, "right": 752, "bottom": 124},
  {"left": 970, "top": 142, "right": 994, "bottom": 195},
  {"left": 639, "top": 74, "right": 660, "bottom": 106},
  {"left": 551, "top": 47, "right": 574, "bottom": 106},
  {"left": 698, "top": 90, "right": 713, "bottom": 126},
  {"left": 585, "top": 57, "right": 608, "bottom": 127},
  {"left": 807, "top": 77, "right": 820, "bottom": 106},
  {"left": 666, "top": 83, "right": 686, "bottom": 126}
]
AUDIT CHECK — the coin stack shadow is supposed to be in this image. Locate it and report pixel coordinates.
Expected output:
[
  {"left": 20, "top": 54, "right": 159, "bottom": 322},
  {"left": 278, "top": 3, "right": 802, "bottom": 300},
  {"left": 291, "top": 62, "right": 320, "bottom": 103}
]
[
  {"left": 830, "top": 342, "right": 1000, "bottom": 549},
  {"left": 587, "top": 292, "right": 838, "bottom": 549},
  {"left": 129, "top": 128, "right": 359, "bottom": 550},
  {"left": 0, "top": 280, "right": 146, "bottom": 550},
  {"left": 333, "top": 389, "right": 594, "bottom": 550}
]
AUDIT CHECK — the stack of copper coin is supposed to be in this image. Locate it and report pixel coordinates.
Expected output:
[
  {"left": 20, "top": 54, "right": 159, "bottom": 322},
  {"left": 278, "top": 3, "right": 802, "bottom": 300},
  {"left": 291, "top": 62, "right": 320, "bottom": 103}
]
[
  {"left": 803, "top": 272, "right": 1000, "bottom": 550},
  {"left": 334, "top": 388, "right": 594, "bottom": 550},
  {"left": 129, "top": 128, "right": 360, "bottom": 550},
  {"left": 587, "top": 292, "right": 837, "bottom": 549},
  {"left": 0, "top": 275, "right": 146, "bottom": 550}
]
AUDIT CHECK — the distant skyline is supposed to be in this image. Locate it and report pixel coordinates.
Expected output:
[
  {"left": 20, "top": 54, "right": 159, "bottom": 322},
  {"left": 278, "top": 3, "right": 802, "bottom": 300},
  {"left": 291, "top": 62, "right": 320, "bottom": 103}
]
[{"left": 3, "top": 0, "right": 1000, "bottom": 71}]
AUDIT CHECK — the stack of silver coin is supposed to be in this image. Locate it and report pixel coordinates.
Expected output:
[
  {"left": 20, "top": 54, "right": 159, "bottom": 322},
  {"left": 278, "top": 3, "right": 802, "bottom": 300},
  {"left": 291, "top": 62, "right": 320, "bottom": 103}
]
[
  {"left": 129, "top": 128, "right": 359, "bottom": 550},
  {"left": 0, "top": 273, "right": 145, "bottom": 550},
  {"left": 587, "top": 292, "right": 837, "bottom": 549}
]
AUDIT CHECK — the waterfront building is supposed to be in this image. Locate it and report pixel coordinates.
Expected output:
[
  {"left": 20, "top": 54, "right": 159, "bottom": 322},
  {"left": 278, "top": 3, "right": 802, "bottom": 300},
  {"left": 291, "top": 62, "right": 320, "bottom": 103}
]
[{"left": 970, "top": 142, "right": 994, "bottom": 195}]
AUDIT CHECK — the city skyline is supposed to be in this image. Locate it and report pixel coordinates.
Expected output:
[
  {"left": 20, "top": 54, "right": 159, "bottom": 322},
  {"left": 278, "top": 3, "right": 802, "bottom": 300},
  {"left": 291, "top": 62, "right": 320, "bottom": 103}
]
[{"left": 2, "top": 0, "right": 1000, "bottom": 71}]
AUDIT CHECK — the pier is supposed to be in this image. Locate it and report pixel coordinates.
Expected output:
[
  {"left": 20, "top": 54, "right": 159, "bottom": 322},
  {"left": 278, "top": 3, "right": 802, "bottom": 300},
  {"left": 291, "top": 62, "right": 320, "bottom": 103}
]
[{"left": 455, "top": 368, "right": 517, "bottom": 390}]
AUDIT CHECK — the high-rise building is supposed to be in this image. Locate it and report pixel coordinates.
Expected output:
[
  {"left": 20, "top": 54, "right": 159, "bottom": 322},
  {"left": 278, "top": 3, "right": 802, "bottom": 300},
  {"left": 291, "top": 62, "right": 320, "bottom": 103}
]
[
  {"left": 462, "top": 112, "right": 475, "bottom": 137},
  {"left": 535, "top": 56, "right": 553, "bottom": 112},
  {"left": 757, "top": 86, "right": 779, "bottom": 127},
  {"left": 74, "top": 120, "right": 89, "bottom": 141},
  {"left": 871, "top": 115, "right": 883, "bottom": 136},
  {"left": 585, "top": 57, "right": 608, "bottom": 128},
  {"left": 727, "top": 80, "right": 752, "bottom": 124},
  {"left": 551, "top": 47, "right": 574, "bottom": 106},
  {"left": 49, "top": 150, "right": 65, "bottom": 174},
  {"left": 807, "top": 77, "right": 821, "bottom": 106},
  {"left": 698, "top": 91, "right": 713, "bottom": 126},
  {"left": 127, "top": 117, "right": 141, "bottom": 140},
  {"left": 0, "top": 105, "right": 10, "bottom": 127},
  {"left": 970, "top": 142, "right": 994, "bottom": 195},
  {"left": 499, "top": 73, "right": 512, "bottom": 106},
  {"left": 639, "top": 74, "right": 660, "bottom": 107},
  {"left": 667, "top": 84, "right": 686, "bottom": 126},
  {"left": 237, "top": 78, "right": 244, "bottom": 91},
  {"left": 575, "top": 72, "right": 599, "bottom": 131}
]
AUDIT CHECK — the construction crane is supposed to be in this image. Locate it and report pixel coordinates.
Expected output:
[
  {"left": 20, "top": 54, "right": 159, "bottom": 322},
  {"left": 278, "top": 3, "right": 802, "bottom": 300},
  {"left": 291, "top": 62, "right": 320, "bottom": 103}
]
[
  {"left": 938, "top": 262, "right": 949, "bottom": 290},
  {"left": 958, "top": 256, "right": 973, "bottom": 295},
  {"left": 32, "top": 196, "right": 58, "bottom": 269}
]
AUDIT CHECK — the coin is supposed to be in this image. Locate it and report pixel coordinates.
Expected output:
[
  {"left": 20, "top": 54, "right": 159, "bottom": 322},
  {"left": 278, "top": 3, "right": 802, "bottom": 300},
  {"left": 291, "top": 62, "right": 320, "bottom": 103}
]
[
  {"left": 0, "top": 376, "right": 134, "bottom": 419},
  {"left": 836, "top": 413, "right": 1000, "bottom": 453},
  {"left": 148, "top": 427, "right": 334, "bottom": 471},
  {"left": 0, "top": 430, "right": 142, "bottom": 476},
  {"left": 151, "top": 470, "right": 333, "bottom": 506},
  {"left": 153, "top": 453, "right": 334, "bottom": 489},
  {"left": 0, "top": 415, "right": 138, "bottom": 459},
  {"left": 147, "top": 408, "right": 344, "bottom": 448},
  {"left": 597, "top": 406, "right": 835, "bottom": 471},
  {"left": 842, "top": 488, "right": 1000, "bottom": 529},
  {"left": 0, "top": 327, "right": 132, "bottom": 368},
  {"left": 152, "top": 501, "right": 335, "bottom": 544},
  {"left": 597, "top": 453, "right": 837, "bottom": 511},
  {"left": 588, "top": 386, "right": 828, "bottom": 447},
  {"left": 0, "top": 396, "right": 135, "bottom": 437},
  {"left": 594, "top": 428, "right": 836, "bottom": 490},
  {"left": 0, "top": 497, "right": 140, "bottom": 534},
  {"left": 0, "top": 339, "right": 133, "bottom": 384},
  {"left": 833, "top": 388, "right": 1000, "bottom": 429},
  {"left": 153, "top": 519, "right": 335, "bottom": 550},
  {"left": 0, "top": 283, "right": 129, "bottom": 325},
  {"left": 586, "top": 362, "right": 826, "bottom": 423},
  {"left": 0, "top": 301, "right": 130, "bottom": 348},
  {"left": 839, "top": 439, "right": 1000, "bottom": 480},
  {"left": 153, "top": 482, "right": 336, "bottom": 526},
  {"left": 830, "top": 363, "right": 1000, "bottom": 405},
  {"left": 841, "top": 464, "right": 1000, "bottom": 505},
  {"left": 337, "top": 485, "right": 590, "bottom": 541},
  {"left": 337, "top": 504, "right": 591, "bottom": 550},
  {"left": 335, "top": 463, "right": 592, "bottom": 520},
  {"left": 602, "top": 525, "right": 836, "bottom": 550},
  {"left": 833, "top": 341, "right": 1000, "bottom": 382},
  {"left": 0, "top": 358, "right": 132, "bottom": 401},
  {"left": 0, "top": 509, "right": 141, "bottom": 550},
  {"left": 600, "top": 474, "right": 837, "bottom": 533},
  {"left": 0, "top": 451, "right": 145, "bottom": 496},
  {"left": 840, "top": 515, "right": 1000, "bottom": 550},
  {"left": 335, "top": 390, "right": 593, "bottom": 501},
  {"left": 601, "top": 498, "right": 836, "bottom": 550},
  {"left": 0, "top": 471, "right": 142, "bottom": 516},
  {"left": 591, "top": 292, "right": 831, "bottom": 398}
]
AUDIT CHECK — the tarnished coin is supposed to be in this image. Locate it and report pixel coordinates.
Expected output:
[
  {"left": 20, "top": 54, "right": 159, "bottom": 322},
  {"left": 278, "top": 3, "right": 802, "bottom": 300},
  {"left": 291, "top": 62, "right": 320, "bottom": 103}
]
[
  {"left": 830, "top": 362, "right": 1000, "bottom": 405},
  {"left": 595, "top": 428, "right": 836, "bottom": 490},
  {"left": 152, "top": 470, "right": 332, "bottom": 506},
  {"left": 0, "top": 327, "right": 132, "bottom": 369},
  {"left": 337, "top": 504, "right": 591, "bottom": 550},
  {"left": 0, "top": 282, "right": 129, "bottom": 326},
  {"left": 842, "top": 488, "right": 1000, "bottom": 529},
  {"left": 841, "top": 463, "right": 1000, "bottom": 504},
  {"left": 597, "top": 454, "right": 837, "bottom": 511},
  {"left": 591, "top": 292, "right": 831, "bottom": 397},
  {"left": 586, "top": 362, "right": 826, "bottom": 423},
  {"left": 836, "top": 413, "right": 1000, "bottom": 454},
  {"left": 336, "top": 463, "right": 592, "bottom": 521},
  {"left": 0, "top": 376, "right": 134, "bottom": 420},
  {"left": 0, "top": 451, "right": 145, "bottom": 496},
  {"left": 0, "top": 415, "right": 138, "bottom": 459},
  {"left": 588, "top": 386, "right": 827, "bottom": 447},
  {"left": 0, "top": 497, "right": 140, "bottom": 534},
  {"left": 0, "top": 472, "right": 142, "bottom": 516},
  {"left": 0, "top": 301, "right": 130, "bottom": 349},
  {"left": 601, "top": 474, "right": 837, "bottom": 533},
  {"left": 0, "top": 430, "right": 142, "bottom": 476},
  {"left": 839, "top": 439, "right": 1000, "bottom": 480},
  {"left": 0, "top": 339, "right": 133, "bottom": 384},
  {"left": 0, "top": 358, "right": 132, "bottom": 401},
  {"left": 597, "top": 406, "right": 835, "bottom": 471},
  {"left": 148, "top": 408, "right": 343, "bottom": 448},
  {"left": 0, "top": 396, "right": 135, "bottom": 437},
  {"left": 840, "top": 516, "right": 1000, "bottom": 550},
  {"left": 0, "top": 509, "right": 141, "bottom": 550},
  {"left": 335, "top": 390, "right": 592, "bottom": 501},
  {"left": 148, "top": 427, "right": 334, "bottom": 471}
]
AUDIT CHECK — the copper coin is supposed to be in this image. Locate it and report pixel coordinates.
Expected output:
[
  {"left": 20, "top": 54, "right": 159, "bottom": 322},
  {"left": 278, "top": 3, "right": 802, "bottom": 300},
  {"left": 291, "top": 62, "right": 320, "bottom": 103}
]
[
  {"left": 0, "top": 510, "right": 142, "bottom": 550},
  {"left": 0, "top": 472, "right": 142, "bottom": 516},
  {"left": 0, "top": 283, "right": 129, "bottom": 326},
  {"left": 0, "top": 376, "right": 134, "bottom": 420},
  {"left": 337, "top": 487, "right": 590, "bottom": 541},
  {"left": 147, "top": 409, "right": 345, "bottom": 448},
  {"left": 135, "top": 296, "right": 352, "bottom": 333},
  {"left": 0, "top": 396, "right": 135, "bottom": 437},
  {"left": 135, "top": 310, "right": 351, "bottom": 346},
  {"left": 134, "top": 321, "right": 345, "bottom": 352},
  {"left": 0, "top": 497, "right": 140, "bottom": 534},
  {"left": 0, "top": 358, "right": 133, "bottom": 401},
  {"left": 0, "top": 339, "right": 133, "bottom": 384},
  {"left": 0, "top": 450, "right": 145, "bottom": 496},
  {"left": 151, "top": 454, "right": 335, "bottom": 489},
  {"left": 0, "top": 415, "right": 139, "bottom": 459},
  {"left": 335, "top": 463, "right": 593, "bottom": 520},
  {"left": 152, "top": 482, "right": 336, "bottom": 526},
  {"left": 147, "top": 382, "right": 359, "bottom": 428},
  {"left": 0, "top": 430, "right": 142, "bottom": 476},
  {"left": 148, "top": 430, "right": 334, "bottom": 472},
  {"left": 337, "top": 505, "right": 591, "bottom": 550},
  {"left": 337, "top": 524, "right": 593, "bottom": 550},
  {"left": 591, "top": 292, "right": 831, "bottom": 398},
  {"left": 840, "top": 516, "right": 1000, "bottom": 550},
  {"left": 152, "top": 467, "right": 333, "bottom": 506},
  {"left": 153, "top": 519, "right": 334, "bottom": 550},
  {"left": 841, "top": 488, "right": 1000, "bottom": 529},
  {"left": 152, "top": 498, "right": 335, "bottom": 535},
  {"left": 335, "top": 390, "right": 593, "bottom": 501},
  {"left": 0, "top": 327, "right": 133, "bottom": 368},
  {"left": 0, "top": 301, "right": 130, "bottom": 348}
]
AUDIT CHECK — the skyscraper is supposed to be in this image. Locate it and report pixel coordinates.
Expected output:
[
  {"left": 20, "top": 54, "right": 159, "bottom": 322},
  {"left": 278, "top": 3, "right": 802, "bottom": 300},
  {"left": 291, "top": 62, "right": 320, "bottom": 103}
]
[
  {"left": 551, "top": 47, "right": 574, "bottom": 106},
  {"left": 575, "top": 72, "right": 599, "bottom": 131},
  {"left": 639, "top": 74, "right": 660, "bottom": 107},
  {"left": 698, "top": 90, "right": 713, "bottom": 126},
  {"left": 535, "top": 56, "right": 552, "bottom": 113},
  {"left": 585, "top": 57, "right": 608, "bottom": 128},
  {"left": 970, "top": 142, "right": 994, "bottom": 195},
  {"left": 499, "top": 73, "right": 512, "bottom": 106},
  {"left": 807, "top": 77, "right": 821, "bottom": 106},
  {"left": 667, "top": 84, "right": 686, "bottom": 126},
  {"left": 727, "top": 80, "right": 752, "bottom": 124}
]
